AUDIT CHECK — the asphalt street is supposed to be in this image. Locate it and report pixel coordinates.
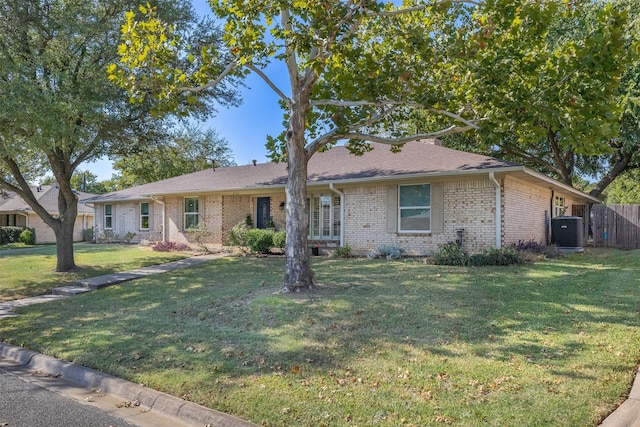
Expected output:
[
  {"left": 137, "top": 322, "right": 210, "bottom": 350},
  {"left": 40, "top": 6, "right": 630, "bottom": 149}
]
[{"left": 0, "top": 365, "right": 132, "bottom": 427}]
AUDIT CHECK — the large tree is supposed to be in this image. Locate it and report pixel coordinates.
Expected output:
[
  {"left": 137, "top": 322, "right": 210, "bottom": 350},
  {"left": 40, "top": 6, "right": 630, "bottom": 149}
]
[
  {"left": 0, "top": 0, "right": 240, "bottom": 271},
  {"left": 112, "top": 0, "right": 601, "bottom": 292},
  {"left": 603, "top": 169, "right": 640, "bottom": 204},
  {"left": 436, "top": 0, "right": 635, "bottom": 199},
  {"left": 112, "top": 124, "right": 236, "bottom": 187}
]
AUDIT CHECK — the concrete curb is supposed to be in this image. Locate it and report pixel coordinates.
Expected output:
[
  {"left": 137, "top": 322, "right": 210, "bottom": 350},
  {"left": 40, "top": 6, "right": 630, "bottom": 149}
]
[
  {"left": 0, "top": 342, "right": 256, "bottom": 427},
  {"left": 600, "top": 368, "right": 640, "bottom": 427}
]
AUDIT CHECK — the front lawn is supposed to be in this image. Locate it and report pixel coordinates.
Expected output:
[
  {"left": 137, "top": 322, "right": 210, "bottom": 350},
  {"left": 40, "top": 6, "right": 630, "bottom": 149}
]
[
  {"left": 1, "top": 248, "right": 639, "bottom": 426},
  {"left": 0, "top": 243, "right": 188, "bottom": 302}
]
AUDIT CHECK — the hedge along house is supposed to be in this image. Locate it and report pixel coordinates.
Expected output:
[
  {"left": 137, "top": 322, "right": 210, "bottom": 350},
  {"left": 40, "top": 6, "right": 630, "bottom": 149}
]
[
  {"left": 83, "top": 141, "right": 599, "bottom": 255},
  {"left": 0, "top": 184, "right": 95, "bottom": 244}
]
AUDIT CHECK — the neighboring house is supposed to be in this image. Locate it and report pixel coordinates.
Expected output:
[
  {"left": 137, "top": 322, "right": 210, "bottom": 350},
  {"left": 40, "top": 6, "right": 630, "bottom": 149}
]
[
  {"left": 83, "top": 141, "right": 599, "bottom": 255},
  {"left": 0, "top": 185, "right": 95, "bottom": 244}
]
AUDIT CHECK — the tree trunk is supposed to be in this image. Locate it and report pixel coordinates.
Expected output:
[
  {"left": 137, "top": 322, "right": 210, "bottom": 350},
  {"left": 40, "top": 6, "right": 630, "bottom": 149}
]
[
  {"left": 589, "top": 151, "right": 633, "bottom": 199},
  {"left": 282, "top": 152, "right": 313, "bottom": 293},
  {"left": 54, "top": 194, "right": 78, "bottom": 272},
  {"left": 282, "top": 95, "right": 314, "bottom": 293},
  {"left": 55, "top": 218, "right": 77, "bottom": 272}
]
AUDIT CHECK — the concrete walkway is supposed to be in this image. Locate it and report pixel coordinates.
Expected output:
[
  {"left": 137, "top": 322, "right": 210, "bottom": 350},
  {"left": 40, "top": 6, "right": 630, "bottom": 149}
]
[{"left": 0, "top": 254, "right": 222, "bottom": 317}]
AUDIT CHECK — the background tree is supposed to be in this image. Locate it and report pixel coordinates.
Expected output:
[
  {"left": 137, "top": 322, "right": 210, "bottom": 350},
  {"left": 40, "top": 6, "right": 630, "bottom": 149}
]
[
  {"left": 0, "top": 0, "right": 240, "bottom": 271},
  {"left": 435, "top": 0, "right": 636, "bottom": 199},
  {"left": 112, "top": 124, "right": 235, "bottom": 187},
  {"left": 41, "top": 170, "right": 111, "bottom": 194},
  {"left": 602, "top": 169, "right": 640, "bottom": 204},
  {"left": 113, "top": 0, "right": 603, "bottom": 292}
]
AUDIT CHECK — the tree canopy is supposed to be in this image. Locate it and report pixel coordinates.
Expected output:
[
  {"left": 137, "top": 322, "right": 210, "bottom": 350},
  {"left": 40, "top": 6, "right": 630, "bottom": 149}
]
[
  {"left": 603, "top": 169, "right": 640, "bottom": 204},
  {"left": 0, "top": 0, "right": 240, "bottom": 271},
  {"left": 112, "top": 0, "right": 622, "bottom": 290},
  {"left": 436, "top": 0, "right": 638, "bottom": 198},
  {"left": 112, "top": 124, "right": 236, "bottom": 187}
]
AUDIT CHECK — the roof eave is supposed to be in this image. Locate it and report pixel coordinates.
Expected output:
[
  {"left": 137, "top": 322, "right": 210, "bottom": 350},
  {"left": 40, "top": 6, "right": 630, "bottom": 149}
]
[
  {"left": 521, "top": 168, "right": 601, "bottom": 204},
  {"left": 306, "top": 166, "right": 526, "bottom": 188}
]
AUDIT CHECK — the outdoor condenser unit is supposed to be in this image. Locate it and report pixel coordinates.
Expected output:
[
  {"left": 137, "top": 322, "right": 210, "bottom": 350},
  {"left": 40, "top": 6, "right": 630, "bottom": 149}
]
[{"left": 551, "top": 216, "right": 584, "bottom": 252}]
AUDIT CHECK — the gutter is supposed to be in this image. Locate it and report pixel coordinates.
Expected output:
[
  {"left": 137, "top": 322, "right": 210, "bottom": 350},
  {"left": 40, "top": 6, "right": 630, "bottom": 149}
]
[
  {"left": 488, "top": 172, "right": 502, "bottom": 249},
  {"left": 151, "top": 196, "right": 166, "bottom": 242},
  {"left": 522, "top": 168, "right": 600, "bottom": 204},
  {"left": 329, "top": 183, "right": 345, "bottom": 247}
]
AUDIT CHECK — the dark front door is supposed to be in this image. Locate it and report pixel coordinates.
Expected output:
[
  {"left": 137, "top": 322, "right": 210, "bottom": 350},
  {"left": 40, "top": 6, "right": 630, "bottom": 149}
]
[{"left": 256, "top": 197, "right": 271, "bottom": 229}]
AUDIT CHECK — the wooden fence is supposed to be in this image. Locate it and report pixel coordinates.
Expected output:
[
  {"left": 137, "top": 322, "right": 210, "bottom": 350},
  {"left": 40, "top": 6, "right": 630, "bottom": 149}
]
[{"left": 592, "top": 204, "right": 640, "bottom": 249}]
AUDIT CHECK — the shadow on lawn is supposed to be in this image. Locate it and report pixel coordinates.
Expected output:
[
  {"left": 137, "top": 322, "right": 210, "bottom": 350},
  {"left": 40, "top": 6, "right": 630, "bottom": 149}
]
[{"left": 4, "top": 252, "right": 639, "bottom": 387}]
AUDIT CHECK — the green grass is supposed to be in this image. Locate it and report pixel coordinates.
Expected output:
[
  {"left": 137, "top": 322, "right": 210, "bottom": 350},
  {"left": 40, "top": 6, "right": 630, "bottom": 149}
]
[
  {"left": 0, "top": 243, "right": 188, "bottom": 302},
  {"left": 1, "top": 248, "right": 639, "bottom": 426},
  {"left": 0, "top": 242, "right": 38, "bottom": 250}
]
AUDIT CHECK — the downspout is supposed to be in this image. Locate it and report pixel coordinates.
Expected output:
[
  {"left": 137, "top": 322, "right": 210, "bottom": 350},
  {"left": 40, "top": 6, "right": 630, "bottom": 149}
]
[
  {"left": 329, "top": 183, "right": 345, "bottom": 247},
  {"left": 150, "top": 196, "right": 166, "bottom": 242},
  {"left": 488, "top": 172, "right": 502, "bottom": 249}
]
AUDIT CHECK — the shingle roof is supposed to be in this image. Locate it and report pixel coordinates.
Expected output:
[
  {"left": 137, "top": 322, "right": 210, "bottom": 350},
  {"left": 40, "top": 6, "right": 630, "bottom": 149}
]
[
  {"left": 0, "top": 185, "right": 95, "bottom": 214},
  {"left": 84, "top": 141, "right": 521, "bottom": 203}
]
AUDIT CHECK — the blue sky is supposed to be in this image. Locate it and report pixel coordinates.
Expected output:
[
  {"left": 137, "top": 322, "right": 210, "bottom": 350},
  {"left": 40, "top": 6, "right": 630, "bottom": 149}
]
[{"left": 86, "top": 0, "right": 289, "bottom": 180}]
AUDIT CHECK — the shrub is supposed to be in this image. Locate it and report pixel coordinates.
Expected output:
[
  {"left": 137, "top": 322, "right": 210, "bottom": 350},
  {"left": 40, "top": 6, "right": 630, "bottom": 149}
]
[
  {"left": 369, "top": 244, "right": 405, "bottom": 260},
  {"left": 0, "top": 226, "right": 24, "bottom": 244},
  {"left": 272, "top": 230, "right": 286, "bottom": 249},
  {"left": 123, "top": 231, "right": 137, "bottom": 244},
  {"left": 152, "top": 241, "right": 190, "bottom": 252},
  {"left": 512, "top": 239, "right": 563, "bottom": 259},
  {"left": 433, "top": 242, "right": 467, "bottom": 266},
  {"left": 468, "top": 247, "right": 523, "bottom": 266},
  {"left": 188, "top": 223, "right": 212, "bottom": 253},
  {"left": 541, "top": 245, "right": 563, "bottom": 259},
  {"left": 102, "top": 230, "right": 119, "bottom": 243},
  {"left": 435, "top": 243, "right": 524, "bottom": 267},
  {"left": 18, "top": 228, "right": 36, "bottom": 245},
  {"left": 81, "top": 227, "right": 94, "bottom": 242},
  {"left": 226, "top": 221, "right": 248, "bottom": 247},
  {"left": 245, "top": 229, "right": 274, "bottom": 254},
  {"left": 333, "top": 245, "right": 352, "bottom": 258}
]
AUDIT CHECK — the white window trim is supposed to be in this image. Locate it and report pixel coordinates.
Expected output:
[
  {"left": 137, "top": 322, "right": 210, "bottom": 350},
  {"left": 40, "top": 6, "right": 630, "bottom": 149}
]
[
  {"left": 184, "top": 197, "right": 199, "bottom": 230},
  {"left": 140, "top": 202, "right": 150, "bottom": 230},
  {"left": 398, "top": 184, "right": 431, "bottom": 233},
  {"left": 104, "top": 204, "right": 113, "bottom": 230},
  {"left": 308, "top": 194, "right": 341, "bottom": 240}
]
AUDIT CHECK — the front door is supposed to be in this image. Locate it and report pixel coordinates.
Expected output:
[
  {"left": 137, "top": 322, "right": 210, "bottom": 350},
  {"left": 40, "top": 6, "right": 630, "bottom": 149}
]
[{"left": 256, "top": 197, "right": 271, "bottom": 229}]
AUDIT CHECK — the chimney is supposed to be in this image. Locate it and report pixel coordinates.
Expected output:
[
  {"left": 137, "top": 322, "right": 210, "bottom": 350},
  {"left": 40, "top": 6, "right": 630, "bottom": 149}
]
[{"left": 252, "top": 160, "right": 257, "bottom": 166}]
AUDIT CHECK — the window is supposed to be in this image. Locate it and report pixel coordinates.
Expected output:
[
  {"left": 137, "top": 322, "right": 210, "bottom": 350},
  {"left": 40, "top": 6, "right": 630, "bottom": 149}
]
[
  {"left": 308, "top": 195, "right": 341, "bottom": 239},
  {"left": 555, "top": 196, "right": 566, "bottom": 217},
  {"left": 398, "top": 184, "right": 431, "bottom": 232},
  {"left": 140, "top": 202, "right": 150, "bottom": 230},
  {"left": 184, "top": 197, "right": 199, "bottom": 229},
  {"left": 104, "top": 204, "right": 113, "bottom": 229}
]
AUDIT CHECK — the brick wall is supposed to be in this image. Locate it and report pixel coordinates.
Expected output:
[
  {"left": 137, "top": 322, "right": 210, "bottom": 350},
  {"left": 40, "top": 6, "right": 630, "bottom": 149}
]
[
  {"left": 221, "top": 195, "right": 253, "bottom": 244},
  {"left": 503, "top": 176, "right": 551, "bottom": 245},
  {"left": 343, "top": 177, "right": 497, "bottom": 255},
  {"left": 27, "top": 213, "right": 93, "bottom": 243}
]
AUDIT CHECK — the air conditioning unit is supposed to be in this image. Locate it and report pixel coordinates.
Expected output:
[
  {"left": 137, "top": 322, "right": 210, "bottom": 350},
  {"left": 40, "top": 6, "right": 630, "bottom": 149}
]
[{"left": 551, "top": 216, "right": 584, "bottom": 252}]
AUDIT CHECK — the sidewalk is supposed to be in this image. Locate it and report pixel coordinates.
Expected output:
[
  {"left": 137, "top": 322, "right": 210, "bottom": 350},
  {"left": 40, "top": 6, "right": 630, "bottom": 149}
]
[{"left": 0, "top": 253, "right": 222, "bottom": 317}]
